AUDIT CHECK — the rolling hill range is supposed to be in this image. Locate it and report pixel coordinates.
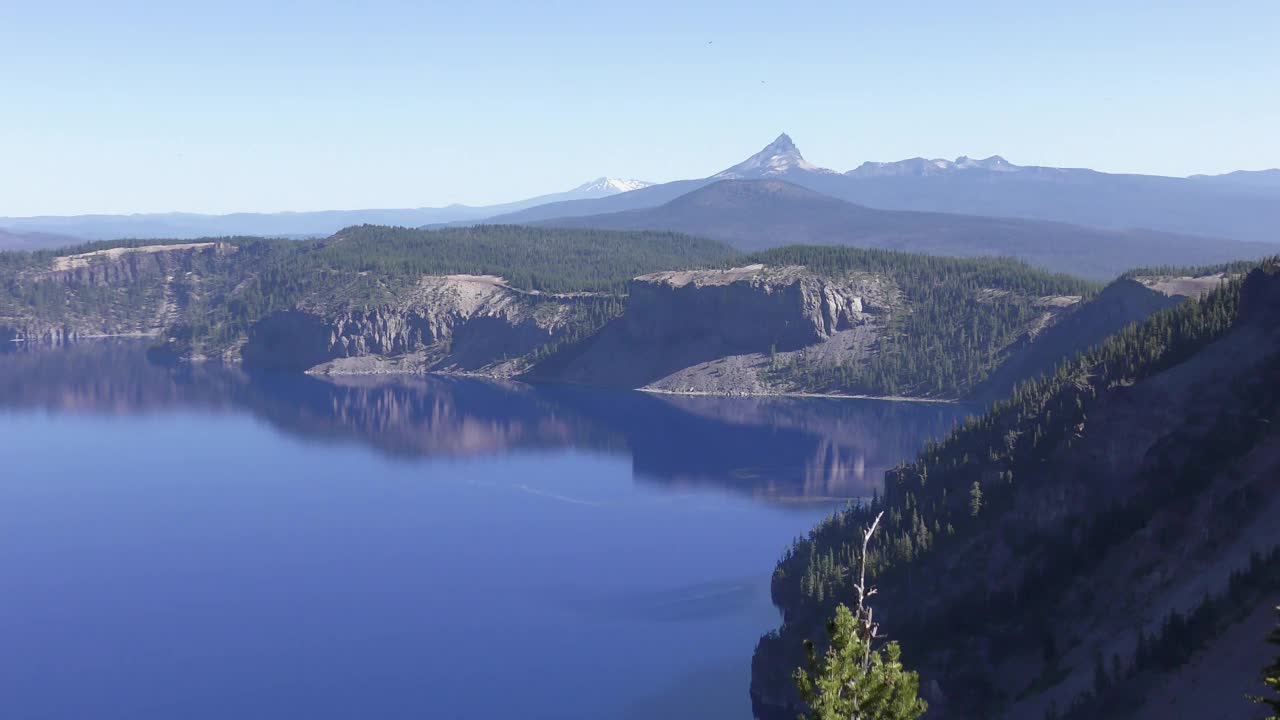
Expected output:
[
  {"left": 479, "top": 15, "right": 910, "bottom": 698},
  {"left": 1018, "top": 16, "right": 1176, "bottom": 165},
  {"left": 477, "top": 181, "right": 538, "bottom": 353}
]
[{"left": 535, "top": 179, "right": 1274, "bottom": 280}]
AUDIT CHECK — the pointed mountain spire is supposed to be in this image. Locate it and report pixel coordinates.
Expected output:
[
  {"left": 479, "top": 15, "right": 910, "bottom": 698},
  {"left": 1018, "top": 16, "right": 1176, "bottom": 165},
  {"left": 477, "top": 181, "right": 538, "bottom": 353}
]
[{"left": 714, "top": 133, "right": 835, "bottom": 179}]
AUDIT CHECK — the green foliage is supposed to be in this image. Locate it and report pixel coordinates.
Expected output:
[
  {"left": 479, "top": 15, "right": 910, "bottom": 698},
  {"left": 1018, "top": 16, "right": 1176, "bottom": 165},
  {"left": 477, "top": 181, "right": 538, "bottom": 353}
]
[
  {"left": 1120, "top": 259, "right": 1260, "bottom": 280},
  {"left": 794, "top": 604, "right": 928, "bottom": 720},
  {"left": 749, "top": 245, "right": 1097, "bottom": 398},
  {"left": 1254, "top": 606, "right": 1280, "bottom": 719},
  {"left": 750, "top": 246, "right": 1092, "bottom": 298},
  {"left": 305, "top": 225, "right": 740, "bottom": 294}
]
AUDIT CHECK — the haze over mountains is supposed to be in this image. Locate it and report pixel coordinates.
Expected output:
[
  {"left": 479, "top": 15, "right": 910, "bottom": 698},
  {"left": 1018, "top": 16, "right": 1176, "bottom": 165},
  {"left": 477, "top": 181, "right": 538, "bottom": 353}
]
[{"left": 3, "top": 134, "right": 1277, "bottom": 278}]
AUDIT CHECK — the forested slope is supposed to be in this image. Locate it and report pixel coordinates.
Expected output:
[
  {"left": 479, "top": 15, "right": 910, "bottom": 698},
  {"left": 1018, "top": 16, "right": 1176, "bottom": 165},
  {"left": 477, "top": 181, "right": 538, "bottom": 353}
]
[
  {"left": 752, "top": 259, "right": 1280, "bottom": 719},
  {"left": 746, "top": 246, "right": 1094, "bottom": 398}
]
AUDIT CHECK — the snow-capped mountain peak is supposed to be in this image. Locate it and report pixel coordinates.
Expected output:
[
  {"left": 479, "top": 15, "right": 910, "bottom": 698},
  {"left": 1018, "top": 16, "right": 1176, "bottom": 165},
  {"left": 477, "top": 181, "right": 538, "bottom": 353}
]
[
  {"left": 570, "top": 177, "right": 654, "bottom": 194},
  {"left": 846, "top": 154, "right": 1022, "bottom": 177},
  {"left": 714, "top": 133, "right": 836, "bottom": 179},
  {"left": 953, "top": 155, "right": 1017, "bottom": 171}
]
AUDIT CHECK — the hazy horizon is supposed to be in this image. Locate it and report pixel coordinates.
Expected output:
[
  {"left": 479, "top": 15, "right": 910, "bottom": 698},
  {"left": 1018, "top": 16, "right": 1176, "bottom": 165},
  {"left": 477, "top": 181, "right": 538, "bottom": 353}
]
[{"left": 3, "top": 1, "right": 1278, "bottom": 216}]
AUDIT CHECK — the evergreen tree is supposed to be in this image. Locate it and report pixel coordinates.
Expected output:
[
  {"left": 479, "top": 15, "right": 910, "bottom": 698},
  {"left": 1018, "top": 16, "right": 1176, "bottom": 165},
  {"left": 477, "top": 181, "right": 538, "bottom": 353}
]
[
  {"left": 793, "top": 513, "right": 928, "bottom": 720},
  {"left": 1253, "top": 606, "right": 1280, "bottom": 719}
]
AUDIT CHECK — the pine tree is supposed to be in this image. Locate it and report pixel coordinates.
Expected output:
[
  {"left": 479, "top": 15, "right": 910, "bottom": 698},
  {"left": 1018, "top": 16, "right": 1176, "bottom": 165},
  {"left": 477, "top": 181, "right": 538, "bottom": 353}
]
[
  {"left": 1252, "top": 606, "right": 1280, "bottom": 719},
  {"left": 969, "top": 480, "right": 983, "bottom": 517},
  {"left": 793, "top": 513, "right": 928, "bottom": 720}
]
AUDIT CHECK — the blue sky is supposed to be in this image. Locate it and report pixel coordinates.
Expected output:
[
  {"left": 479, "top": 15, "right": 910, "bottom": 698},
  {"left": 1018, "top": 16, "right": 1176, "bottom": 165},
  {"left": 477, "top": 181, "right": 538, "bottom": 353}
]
[{"left": 2, "top": 0, "right": 1277, "bottom": 215}]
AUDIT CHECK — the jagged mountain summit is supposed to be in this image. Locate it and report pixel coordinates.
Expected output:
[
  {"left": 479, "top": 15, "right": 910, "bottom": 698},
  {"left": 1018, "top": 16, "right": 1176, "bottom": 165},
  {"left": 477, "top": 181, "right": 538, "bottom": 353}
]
[
  {"left": 847, "top": 154, "right": 1021, "bottom": 177},
  {"left": 713, "top": 133, "right": 838, "bottom": 179},
  {"left": 479, "top": 133, "right": 842, "bottom": 226}
]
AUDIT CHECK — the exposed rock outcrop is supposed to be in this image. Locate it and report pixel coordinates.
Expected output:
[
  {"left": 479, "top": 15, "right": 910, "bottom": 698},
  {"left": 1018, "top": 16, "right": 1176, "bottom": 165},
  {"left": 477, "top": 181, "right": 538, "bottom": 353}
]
[
  {"left": 537, "top": 264, "right": 894, "bottom": 392},
  {"left": 624, "top": 264, "right": 875, "bottom": 350},
  {"left": 239, "top": 274, "right": 605, "bottom": 374},
  {"left": 0, "top": 243, "right": 240, "bottom": 345},
  {"left": 971, "top": 273, "right": 1230, "bottom": 404},
  {"left": 42, "top": 242, "right": 236, "bottom": 286},
  {"left": 0, "top": 320, "right": 81, "bottom": 346}
]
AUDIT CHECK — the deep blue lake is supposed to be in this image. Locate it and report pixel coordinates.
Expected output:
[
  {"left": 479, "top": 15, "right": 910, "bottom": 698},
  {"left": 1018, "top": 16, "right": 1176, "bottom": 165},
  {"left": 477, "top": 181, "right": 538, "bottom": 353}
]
[{"left": 0, "top": 342, "right": 968, "bottom": 720}]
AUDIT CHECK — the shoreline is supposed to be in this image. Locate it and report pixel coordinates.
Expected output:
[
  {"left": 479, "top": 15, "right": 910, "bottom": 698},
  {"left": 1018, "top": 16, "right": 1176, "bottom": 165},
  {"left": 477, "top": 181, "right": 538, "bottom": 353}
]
[
  {"left": 314, "top": 367, "right": 962, "bottom": 404},
  {"left": 11, "top": 339, "right": 963, "bottom": 404},
  {"left": 8, "top": 331, "right": 159, "bottom": 342},
  {"left": 636, "top": 387, "right": 960, "bottom": 404}
]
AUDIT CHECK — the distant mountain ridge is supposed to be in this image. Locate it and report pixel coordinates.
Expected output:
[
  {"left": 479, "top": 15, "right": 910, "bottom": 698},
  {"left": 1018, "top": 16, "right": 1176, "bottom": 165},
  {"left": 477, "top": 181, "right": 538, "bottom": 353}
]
[
  {"left": 5, "top": 132, "right": 1279, "bottom": 247},
  {"left": 475, "top": 134, "right": 1280, "bottom": 245},
  {"left": 537, "top": 178, "right": 1276, "bottom": 280},
  {"left": 0, "top": 177, "right": 653, "bottom": 246},
  {"left": 1188, "top": 168, "right": 1280, "bottom": 193},
  {"left": 847, "top": 154, "right": 1020, "bottom": 177}
]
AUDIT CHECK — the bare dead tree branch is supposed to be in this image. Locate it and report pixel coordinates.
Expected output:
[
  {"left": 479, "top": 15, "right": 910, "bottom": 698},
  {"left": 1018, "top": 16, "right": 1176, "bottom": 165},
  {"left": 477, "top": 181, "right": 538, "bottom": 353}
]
[{"left": 854, "top": 511, "right": 885, "bottom": 675}]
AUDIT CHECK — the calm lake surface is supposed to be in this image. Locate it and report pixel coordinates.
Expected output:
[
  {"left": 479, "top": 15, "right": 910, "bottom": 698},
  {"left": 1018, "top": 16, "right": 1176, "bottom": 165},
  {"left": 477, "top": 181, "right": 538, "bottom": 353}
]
[{"left": 0, "top": 342, "right": 969, "bottom": 720}]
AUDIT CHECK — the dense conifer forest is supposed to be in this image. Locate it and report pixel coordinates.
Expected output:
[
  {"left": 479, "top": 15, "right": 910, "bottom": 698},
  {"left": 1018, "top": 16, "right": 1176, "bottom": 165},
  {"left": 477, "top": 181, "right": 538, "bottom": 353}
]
[
  {"left": 748, "top": 246, "right": 1097, "bottom": 398},
  {"left": 777, "top": 263, "right": 1262, "bottom": 602}
]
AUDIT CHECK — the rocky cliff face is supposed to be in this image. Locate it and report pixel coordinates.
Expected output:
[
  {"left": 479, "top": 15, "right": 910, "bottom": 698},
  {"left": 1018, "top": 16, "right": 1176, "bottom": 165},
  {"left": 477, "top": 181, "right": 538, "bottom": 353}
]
[
  {"left": 0, "top": 321, "right": 81, "bottom": 346},
  {"left": 624, "top": 264, "right": 876, "bottom": 350},
  {"left": 0, "top": 242, "right": 239, "bottom": 345},
  {"left": 239, "top": 274, "right": 607, "bottom": 374},
  {"left": 42, "top": 242, "right": 236, "bottom": 286},
  {"left": 537, "top": 264, "right": 895, "bottom": 393},
  {"left": 971, "top": 273, "right": 1227, "bottom": 404}
]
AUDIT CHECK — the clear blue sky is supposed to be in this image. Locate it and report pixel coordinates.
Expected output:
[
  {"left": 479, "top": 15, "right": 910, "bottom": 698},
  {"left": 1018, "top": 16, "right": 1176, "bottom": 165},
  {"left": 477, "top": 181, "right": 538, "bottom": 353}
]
[{"left": 2, "top": 0, "right": 1277, "bottom": 215}]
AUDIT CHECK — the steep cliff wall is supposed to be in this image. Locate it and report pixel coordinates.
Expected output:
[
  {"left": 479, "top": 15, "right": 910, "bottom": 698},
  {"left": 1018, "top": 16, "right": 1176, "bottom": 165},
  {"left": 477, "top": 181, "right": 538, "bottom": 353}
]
[
  {"left": 0, "top": 320, "right": 82, "bottom": 346},
  {"left": 624, "top": 264, "right": 875, "bottom": 350},
  {"left": 971, "top": 273, "right": 1228, "bottom": 404},
  {"left": 536, "top": 264, "right": 893, "bottom": 393},
  {"left": 42, "top": 242, "right": 236, "bottom": 286},
  {"left": 239, "top": 274, "right": 608, "bottom": 374},
  {"left": 0, "top": 242, "right": 240, "bottom": 344}
]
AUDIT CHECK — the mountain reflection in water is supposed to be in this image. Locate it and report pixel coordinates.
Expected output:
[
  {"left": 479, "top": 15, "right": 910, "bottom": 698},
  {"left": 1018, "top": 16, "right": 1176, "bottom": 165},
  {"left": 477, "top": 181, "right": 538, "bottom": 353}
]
[{"left": 0, "top": 341, "right": 969, "bottom": 503}]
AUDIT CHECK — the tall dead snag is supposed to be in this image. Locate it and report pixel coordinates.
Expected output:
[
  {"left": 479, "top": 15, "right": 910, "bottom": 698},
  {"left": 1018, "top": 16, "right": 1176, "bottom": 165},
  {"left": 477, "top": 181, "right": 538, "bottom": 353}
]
[{"left": 793, "top": 511, "right": 928, "bottom": 720}]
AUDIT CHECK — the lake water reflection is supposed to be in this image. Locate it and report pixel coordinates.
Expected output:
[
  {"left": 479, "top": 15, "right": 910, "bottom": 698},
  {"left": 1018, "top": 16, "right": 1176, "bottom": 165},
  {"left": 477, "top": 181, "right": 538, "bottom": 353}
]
[{"left": 0, "top": 342, "right": 968, "bottom": 719}]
